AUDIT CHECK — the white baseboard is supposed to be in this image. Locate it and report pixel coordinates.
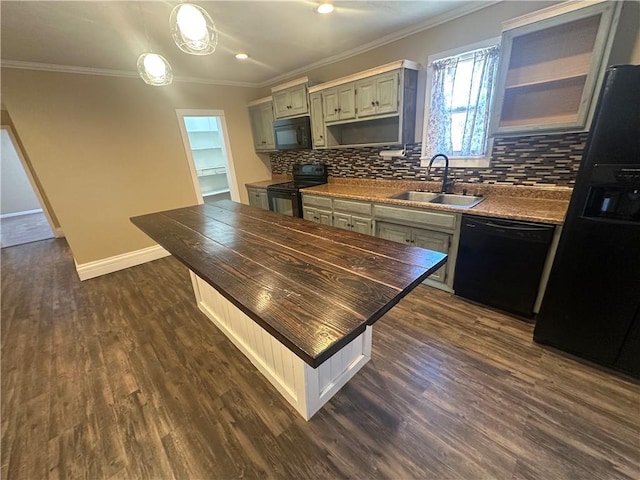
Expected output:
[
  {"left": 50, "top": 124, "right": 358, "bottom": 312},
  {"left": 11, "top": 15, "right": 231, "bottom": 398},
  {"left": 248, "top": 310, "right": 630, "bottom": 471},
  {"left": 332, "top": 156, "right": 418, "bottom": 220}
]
[
  {"left": 0, "top": 208, "right": 43, "bottom": 219},
  {"left": 76, "top": 244, "right": 170, "bottom": 281}
]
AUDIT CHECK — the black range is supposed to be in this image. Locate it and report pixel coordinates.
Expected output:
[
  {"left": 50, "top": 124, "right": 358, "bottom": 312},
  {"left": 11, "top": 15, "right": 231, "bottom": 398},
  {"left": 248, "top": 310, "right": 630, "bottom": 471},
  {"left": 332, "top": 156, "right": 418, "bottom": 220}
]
[{"left": 267, "top": 164, "right": 328, "bottom": 218}]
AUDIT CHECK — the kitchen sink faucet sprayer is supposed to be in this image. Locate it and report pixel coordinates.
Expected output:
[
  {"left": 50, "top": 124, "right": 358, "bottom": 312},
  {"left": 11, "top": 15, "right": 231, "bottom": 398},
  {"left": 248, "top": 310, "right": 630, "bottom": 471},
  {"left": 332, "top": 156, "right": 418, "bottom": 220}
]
[{"left": 427, "top": 153, "right": 453, "bottom": 193}]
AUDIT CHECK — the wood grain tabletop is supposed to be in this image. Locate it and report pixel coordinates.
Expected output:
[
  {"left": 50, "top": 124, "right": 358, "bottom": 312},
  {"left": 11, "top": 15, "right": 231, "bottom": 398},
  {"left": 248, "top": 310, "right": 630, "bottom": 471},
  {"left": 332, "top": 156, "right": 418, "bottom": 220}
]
[{"left": 131, "top": 200, "right": 446, "bottom": 367}]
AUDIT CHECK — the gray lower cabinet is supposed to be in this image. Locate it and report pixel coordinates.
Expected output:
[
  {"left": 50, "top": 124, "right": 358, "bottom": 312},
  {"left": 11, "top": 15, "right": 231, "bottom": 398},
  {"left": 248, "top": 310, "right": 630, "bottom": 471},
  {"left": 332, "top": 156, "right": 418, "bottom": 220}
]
[
  {"left": 303, "top": 206, "right": 332, "bottom": 225},
  {"left": 333, "top": 213, "right": 372, "bottom": 235},
  {"left": 302, "top": 194, "right": 333, "bottom": 225},
  {"left": 247, "top": 186, "right": 269, "bottom": 210},
  {"left": 332, "top": 199, "right": 373, "bottom": 235},
  {"left": 374, "top": 204, "right": 460, "bottom": 290}
]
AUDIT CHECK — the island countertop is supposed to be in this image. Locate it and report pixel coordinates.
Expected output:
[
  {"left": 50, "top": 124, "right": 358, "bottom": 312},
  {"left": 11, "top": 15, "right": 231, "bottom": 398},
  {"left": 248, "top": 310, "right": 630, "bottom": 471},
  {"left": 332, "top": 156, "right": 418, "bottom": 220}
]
[{"left": 131, "top": 200, "right": 446, "bottom": 368}]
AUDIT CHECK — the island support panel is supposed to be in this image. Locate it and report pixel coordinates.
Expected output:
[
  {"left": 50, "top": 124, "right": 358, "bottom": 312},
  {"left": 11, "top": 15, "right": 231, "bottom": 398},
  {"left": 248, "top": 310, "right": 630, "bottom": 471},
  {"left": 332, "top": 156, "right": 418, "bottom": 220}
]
[{"left": 190, "top": 271, "right": 372, "bottom": 420}]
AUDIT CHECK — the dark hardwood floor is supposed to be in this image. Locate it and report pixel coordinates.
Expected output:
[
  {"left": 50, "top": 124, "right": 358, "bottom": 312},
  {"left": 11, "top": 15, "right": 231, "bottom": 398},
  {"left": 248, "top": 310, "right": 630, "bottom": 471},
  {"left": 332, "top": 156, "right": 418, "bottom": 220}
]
[{"left": 2, "top": 239, "right": 639, "bottom": 479}]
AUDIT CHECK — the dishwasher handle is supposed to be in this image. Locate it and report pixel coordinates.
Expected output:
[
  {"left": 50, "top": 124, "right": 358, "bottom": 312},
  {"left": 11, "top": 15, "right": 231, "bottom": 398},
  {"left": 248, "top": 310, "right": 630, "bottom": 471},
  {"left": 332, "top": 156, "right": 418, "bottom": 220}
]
[{"left": 462, "top": 215, "right": 554, "bottom": 243}]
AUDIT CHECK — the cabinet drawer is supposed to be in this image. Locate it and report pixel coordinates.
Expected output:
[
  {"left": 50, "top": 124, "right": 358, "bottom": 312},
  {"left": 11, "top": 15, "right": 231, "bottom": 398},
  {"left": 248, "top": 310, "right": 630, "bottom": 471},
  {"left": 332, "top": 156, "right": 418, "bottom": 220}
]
[
  {"left": 302, "top": 194, "right": 332, "bottom": 209},
  {"left": 333, "top": 199, "right": 371, "bottom": 216},
  {"left": 373, "top": 204, "right": 457, "bottom": 231}
]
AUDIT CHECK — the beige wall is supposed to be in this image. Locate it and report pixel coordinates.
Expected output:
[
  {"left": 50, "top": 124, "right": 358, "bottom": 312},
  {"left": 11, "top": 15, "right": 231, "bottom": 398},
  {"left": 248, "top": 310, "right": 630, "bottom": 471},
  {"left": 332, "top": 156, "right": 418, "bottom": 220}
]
[{"left": 1, "top": 69, "right": 270, "bottom": 264}]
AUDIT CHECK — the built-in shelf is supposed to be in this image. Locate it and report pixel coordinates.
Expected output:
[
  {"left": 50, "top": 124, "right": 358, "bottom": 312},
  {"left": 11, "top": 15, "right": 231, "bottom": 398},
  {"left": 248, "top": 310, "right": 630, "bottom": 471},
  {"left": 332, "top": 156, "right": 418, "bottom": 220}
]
[
  {"left": 190, "top": 146, "right": 223, "bottom": 151},
  {"left": 490, "top": 0, "right": 621, "bottom": 135},
  {"left": 197, "top": 166, "right": 226, "bottom": 177},
  {"left": 505, "top": 73, "right": 588, "bottom": 91},
  {"left": 202, "top": 188, "right": 230, "bottom": 197}
]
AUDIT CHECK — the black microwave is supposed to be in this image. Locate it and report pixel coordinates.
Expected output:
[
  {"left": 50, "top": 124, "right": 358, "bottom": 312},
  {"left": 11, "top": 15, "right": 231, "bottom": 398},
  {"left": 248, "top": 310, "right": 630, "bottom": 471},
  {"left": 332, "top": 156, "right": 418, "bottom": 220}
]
[{"left": 273, "top": 116, "right": 312, "bottom": 150}]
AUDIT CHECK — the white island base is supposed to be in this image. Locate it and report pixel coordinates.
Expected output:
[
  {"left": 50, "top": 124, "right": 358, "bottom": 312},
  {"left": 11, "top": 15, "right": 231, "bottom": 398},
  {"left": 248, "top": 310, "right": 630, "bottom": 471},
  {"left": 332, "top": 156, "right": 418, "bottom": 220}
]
[{"left": 190, "top": 271, "right": 372, "bottom": 420}]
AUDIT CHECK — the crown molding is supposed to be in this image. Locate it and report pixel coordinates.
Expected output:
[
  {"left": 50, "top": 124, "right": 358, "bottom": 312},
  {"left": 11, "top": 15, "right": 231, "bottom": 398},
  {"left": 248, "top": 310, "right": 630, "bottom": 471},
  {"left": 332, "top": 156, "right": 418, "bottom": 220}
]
[
  {"left": 0, "top": 60, "right": 259, "bottom": 88},
  {"left": 257, "top": 0, "right": 501, "bottom": 88},
  {"left": 2, "top": 1, "right": 501, "bottom": 91}
]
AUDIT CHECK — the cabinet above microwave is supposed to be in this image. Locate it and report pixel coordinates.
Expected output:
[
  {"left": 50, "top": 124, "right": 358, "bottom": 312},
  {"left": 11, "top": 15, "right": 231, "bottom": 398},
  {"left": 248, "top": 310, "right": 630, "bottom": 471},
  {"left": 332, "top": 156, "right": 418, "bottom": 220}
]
[{"left": 271, "top": 77, "right": 310, "bottom": 119}]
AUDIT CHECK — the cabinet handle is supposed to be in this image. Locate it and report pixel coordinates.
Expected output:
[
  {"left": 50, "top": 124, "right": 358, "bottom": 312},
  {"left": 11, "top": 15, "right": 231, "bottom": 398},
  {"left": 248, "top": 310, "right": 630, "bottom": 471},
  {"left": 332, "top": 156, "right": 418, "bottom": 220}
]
[
  {"left": 371, "top": 101, "right": 375, "bottom": 106},
  {"left": 320, "top": 135, "right": 323, "bottom": 138},
  {"left": 334, "top": 108, "right": 338, "bottom": 113},
  {"left": 338, "top": 108, "right": 341, "bottom": 112},
  {"left": 375, "top": 100, "right": 379, "bottom": 106},
  {"left": 405, "top": 239, "right": 410, "bottom": 243}
]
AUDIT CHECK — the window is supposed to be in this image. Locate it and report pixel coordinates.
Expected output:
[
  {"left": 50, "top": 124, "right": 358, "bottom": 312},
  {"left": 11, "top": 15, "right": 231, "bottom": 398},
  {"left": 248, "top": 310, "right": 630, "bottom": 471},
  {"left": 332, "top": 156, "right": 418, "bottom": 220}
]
[{"left": 421, "top": 39, "right": 501, "bottom": 167}]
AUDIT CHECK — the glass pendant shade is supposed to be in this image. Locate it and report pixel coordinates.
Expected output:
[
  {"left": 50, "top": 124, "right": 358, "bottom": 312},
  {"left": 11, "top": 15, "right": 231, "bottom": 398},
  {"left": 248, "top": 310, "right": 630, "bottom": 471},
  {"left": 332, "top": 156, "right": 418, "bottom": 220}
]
[
  {"left": 170, "top": 3, "right": 217, "bottom": 55},
  {"left": 137, "top": 53, "right": 173, "bottom": 86}
]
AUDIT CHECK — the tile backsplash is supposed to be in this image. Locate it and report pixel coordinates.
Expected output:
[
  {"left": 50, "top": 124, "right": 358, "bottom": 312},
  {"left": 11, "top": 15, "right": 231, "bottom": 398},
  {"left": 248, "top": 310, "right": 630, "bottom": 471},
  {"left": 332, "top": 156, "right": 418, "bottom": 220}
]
[{"left": 269, "top": 132, "right": 589, "bottom": 187}]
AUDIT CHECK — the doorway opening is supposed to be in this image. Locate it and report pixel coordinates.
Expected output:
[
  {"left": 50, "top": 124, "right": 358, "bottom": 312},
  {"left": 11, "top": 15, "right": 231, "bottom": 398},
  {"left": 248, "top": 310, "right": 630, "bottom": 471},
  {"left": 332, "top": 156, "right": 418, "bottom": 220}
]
[
  {"left": 176, "top": 110, "right": 239, "bottom": 206},
  {"left": 1, "top": 127, "right": 55, "bottom": 248}
]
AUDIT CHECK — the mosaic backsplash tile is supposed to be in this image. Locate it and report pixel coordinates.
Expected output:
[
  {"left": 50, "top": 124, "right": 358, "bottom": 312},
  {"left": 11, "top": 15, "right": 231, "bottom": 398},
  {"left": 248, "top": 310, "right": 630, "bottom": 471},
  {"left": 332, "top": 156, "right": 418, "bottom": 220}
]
[{"left": 269, "top": 132, "right": 589, "bottom": 186}]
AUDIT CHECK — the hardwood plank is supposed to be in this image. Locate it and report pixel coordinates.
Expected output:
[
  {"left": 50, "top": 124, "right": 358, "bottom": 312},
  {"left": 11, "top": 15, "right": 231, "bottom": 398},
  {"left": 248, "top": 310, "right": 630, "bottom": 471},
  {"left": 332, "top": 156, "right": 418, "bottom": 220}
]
[
  {"left": 2, "top": 239, "right": 639, "bottom": 480},
  {"left": 210, "top": 200, "right": 446, "bottom": 269},
  {"left": 170, "top": 205, "right": 440, "bottom": 288}
]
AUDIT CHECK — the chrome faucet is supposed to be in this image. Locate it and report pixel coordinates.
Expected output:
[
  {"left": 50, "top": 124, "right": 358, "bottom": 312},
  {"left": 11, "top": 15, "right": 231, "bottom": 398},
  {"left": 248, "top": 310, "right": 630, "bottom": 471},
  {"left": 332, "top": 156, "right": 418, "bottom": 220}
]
[{"left": 427, "top": 153, "right": 453, "bottom": 193}]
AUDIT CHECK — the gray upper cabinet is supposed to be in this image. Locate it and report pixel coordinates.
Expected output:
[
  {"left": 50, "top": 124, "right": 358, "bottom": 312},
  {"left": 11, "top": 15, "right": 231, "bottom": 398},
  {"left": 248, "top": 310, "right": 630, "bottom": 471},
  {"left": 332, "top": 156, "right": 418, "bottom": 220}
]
[
  {"left": 309, "top": 92, "right": 326, "bottom": 147},
  {"left": 308, "top": 60, "right": 419, "bottom": 148},
  {"left": 272, "top": 79, "right": 309, "bottom": 119},
  {"left": 490, "top": 0, "right": 621, "bottom": 135},
  {"left": 355, "top": 72, "right": 399, "bottom": 118},
  {"left": 323, "top": 83, "right": 356, "bottom": 123},
  {"left": 248, "top": 98, "right": 275, "bottom": 152}
]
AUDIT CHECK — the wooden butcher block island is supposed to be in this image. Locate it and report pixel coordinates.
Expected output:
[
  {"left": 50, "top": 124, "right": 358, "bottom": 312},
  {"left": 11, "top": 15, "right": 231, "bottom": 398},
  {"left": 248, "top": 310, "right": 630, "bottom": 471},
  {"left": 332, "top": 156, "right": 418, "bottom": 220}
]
[{"left": 131, "top": 200, "right": 446, "bottom": 419}]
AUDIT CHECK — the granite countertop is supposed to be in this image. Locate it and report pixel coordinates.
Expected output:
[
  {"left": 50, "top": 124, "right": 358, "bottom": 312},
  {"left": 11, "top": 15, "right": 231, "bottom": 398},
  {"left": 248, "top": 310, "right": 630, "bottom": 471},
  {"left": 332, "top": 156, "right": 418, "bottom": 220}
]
[
  {"left": 245, "top": 178, "right": 288, "bottom": 188},
  {"left": 301, "top": 179, "right": 572, "bottom": 225}
]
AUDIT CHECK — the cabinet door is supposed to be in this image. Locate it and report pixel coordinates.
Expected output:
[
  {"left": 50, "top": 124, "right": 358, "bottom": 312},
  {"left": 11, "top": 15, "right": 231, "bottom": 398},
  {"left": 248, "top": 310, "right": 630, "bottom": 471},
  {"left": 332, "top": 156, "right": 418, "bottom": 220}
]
[
  {"left": 351, "top": 215, "right": 372, "bottom": 235},
  {"left": 259, "top": 103, "right": 275, "bottom": 150},
  {"left": 257, "top": 191, "right": 269, "bottom": 210},
  {"left": 318, "top": 209, "right": 333, "bottom": 226},
  {"left": 376, "top": 221, "right": 411, "bottom": 244},
  {"left": 323, "top": 88, "right": 340, "bottom": 123},
  {"left": 288, "top": 85, "right": 309, "bottom": 116},
  {"left": 247, "top": 188, "right": 259, "bottom": 207},
  {"left": 309, "top": 92, "right": 325, "bottom": 147},
  {"left": 273, "top": 90, "right": 291, "bottom": 118},
  {"left": 337, "top": 83, "right": 356, "bottom": 120},
  {"left": 412, "top": 228, "right": 450, "bottom": 283},
  {"left": 249, "top": 107, "right": 265, "bottom": 150},
  {"left": 303, "top": 206, "right": 318, "bottom": 223},
  {"left": 375, "top": 72, "right": 399, "bottom": 115},
  {"left": 355, "top": 78, "right": 377, "bottom": 117},
  {"left": 333, "top": 212, "right": 351, "bottom": 231},
  {"left": 248, "top": 187, "right": 268, "bottom": 209}
]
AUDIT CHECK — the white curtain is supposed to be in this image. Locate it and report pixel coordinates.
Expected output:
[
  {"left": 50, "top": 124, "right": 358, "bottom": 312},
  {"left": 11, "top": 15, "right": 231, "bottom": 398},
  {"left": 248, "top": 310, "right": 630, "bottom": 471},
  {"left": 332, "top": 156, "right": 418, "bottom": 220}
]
[{"left": 426, "top": 45, "right": 500, "bottom": 157}]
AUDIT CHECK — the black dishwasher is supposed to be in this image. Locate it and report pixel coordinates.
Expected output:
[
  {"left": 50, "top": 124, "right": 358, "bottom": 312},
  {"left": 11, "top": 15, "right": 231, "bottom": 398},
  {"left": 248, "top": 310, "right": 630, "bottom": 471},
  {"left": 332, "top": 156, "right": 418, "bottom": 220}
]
[{"left": 453, "top": 215, "right": 554, "bottom": 318}]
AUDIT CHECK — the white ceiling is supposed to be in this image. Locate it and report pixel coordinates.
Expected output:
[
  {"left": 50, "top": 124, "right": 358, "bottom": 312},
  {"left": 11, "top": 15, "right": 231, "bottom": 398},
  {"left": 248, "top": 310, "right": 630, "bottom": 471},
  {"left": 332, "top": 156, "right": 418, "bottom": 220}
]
[{"left": 0, "top": 1, "right": 495, "bottom": 87}]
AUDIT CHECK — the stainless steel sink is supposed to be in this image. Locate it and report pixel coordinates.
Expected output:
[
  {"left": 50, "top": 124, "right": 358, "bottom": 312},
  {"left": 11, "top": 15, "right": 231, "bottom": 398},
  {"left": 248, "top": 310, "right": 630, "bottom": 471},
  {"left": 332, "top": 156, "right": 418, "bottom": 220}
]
[
  {"left": 427, "top": 193, "right": 485, "bottom": 208},
  {"left": 389, "top": 190, "right": 484, "bottom": 208},
  {"left": 390, "top": 190, "right": 440, "bottom": 202}
]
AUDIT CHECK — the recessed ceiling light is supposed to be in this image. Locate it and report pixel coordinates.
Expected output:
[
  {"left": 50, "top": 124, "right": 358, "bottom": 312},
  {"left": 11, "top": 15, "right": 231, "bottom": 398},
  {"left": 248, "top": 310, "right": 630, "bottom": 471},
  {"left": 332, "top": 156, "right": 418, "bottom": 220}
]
[
  {"left": 316, "top": 2, "right": 334, "bottom": 14},
  {"left": 235, "top": 53, "right": 249, "bottom": 60}
]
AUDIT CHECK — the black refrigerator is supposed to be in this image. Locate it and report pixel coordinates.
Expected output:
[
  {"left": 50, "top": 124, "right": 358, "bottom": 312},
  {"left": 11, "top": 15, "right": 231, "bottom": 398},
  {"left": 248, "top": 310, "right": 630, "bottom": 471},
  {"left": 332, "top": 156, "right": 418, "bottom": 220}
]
[{"left": 534, "top": 65, "right": 640, "bottom": 378}]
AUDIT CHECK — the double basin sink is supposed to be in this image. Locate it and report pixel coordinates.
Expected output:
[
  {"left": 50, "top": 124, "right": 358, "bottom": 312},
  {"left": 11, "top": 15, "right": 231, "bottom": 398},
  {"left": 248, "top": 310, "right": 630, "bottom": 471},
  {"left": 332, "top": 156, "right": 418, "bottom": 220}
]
[{"left": 390, "top": 190, "right": 485, "bottom": 209}]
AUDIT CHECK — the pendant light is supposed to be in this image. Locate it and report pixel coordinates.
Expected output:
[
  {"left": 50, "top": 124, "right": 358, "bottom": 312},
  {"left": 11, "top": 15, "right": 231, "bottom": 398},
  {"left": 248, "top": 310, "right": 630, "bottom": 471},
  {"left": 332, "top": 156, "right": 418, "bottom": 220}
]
[
  {"left": 137, "top": 53, "right": 173, "bottom": 86},
  {"left": 137, "top": 3, "right": 173, "bottom": 86},
  {"left": 170, "top": 3, "right": 218, "bottom": 55}
]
